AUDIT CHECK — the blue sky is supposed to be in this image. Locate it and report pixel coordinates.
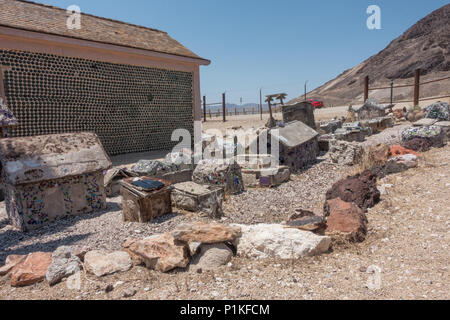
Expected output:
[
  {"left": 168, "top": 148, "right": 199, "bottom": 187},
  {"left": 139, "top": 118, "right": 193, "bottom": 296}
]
[{"left": 36, "top": 0, "right": 448, "bottom": 104}]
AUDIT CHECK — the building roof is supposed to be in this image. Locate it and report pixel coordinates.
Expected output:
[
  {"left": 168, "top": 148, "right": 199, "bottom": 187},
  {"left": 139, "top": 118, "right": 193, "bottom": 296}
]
[
  {"left": 0, "top": 132, "right": 112, "bottom": 185},
  {"left": 0, "top": 0, "right": 209, "bottom": 62},
  {"left": 0, "top": 98, "right": 18, "bottom": 127},
  {"left": 270, "top": 120, "right": 319, "bottom": 148}
]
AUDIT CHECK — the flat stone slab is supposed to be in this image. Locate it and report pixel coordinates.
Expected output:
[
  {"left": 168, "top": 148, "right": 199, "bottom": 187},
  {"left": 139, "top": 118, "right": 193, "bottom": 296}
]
[
  {"left": 434, "top": 121, "right": 450, "bottom": 127},
  {"left": 172, "top": 182, "right": 224, "bottom": 218},
  {"left": 413, "top": 118, "right": 438, "bottom": 126}
]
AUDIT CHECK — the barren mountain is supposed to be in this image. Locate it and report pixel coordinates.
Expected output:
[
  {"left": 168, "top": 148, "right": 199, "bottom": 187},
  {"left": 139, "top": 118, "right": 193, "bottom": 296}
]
[{"left": 290, "top": 4, "right": 450, "bottom": 106}]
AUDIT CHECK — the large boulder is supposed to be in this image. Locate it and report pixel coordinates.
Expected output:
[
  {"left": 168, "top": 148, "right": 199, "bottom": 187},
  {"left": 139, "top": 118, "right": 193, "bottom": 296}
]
[
  {"left": 231, "top": 224, "right": 331, "bottom": 259},
  {"left": 324, "top": 198, "right": 368, "bottom": 242},
  {"left": 9, "top": 252, "right": 52, "bottom": 287},
  {"left": 84, "top": 250, "right": 132, "bottom": 277},
  {"left": 328, "top": 140, "right": 363, "bottom": 166},
  {"left": 0, "top": 255, "right": 26, "bottom": 276},
  {"left": 123, "top": 233, "right": 189, "bottom": 272},
  {"left": 171, "top": 222, "right": 241, "bottom": 245},
  {"left": 46, "top": 246, "right": 82, "bottom": 286},
  {"left": 326, "top": 170, "right": 380, "bottom": 212},
  {"left": 369, "top": 143, "right": 391, "bottom": 165},
  {"left": 401, "top": 126, "right": 444, "bottom": 149},
  {"left": 384, "top": 154, "right": 419, "bottom": 174},
  {"left": 425, "top": 101, "right": 450, "bottom": 121},
  {"left": 192, "top": 159, "right": 244, "bottom": 194},
  {"left": 189, "top": 243, "right": 233, "bottom": 271},
  {"left": 402, "top": 137, "right": 434, "bottom": 152}
]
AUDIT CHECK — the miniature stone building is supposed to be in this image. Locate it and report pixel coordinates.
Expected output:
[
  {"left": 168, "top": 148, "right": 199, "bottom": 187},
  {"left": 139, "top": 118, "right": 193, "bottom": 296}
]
[
  {"left": 0, "top": 0, "right": 210, "bottom": 155},
  {"left": 282, "top": 102, "right": 316, "bottom": 129},
  {"left": 237, "top": 154, "right": 290, "bottom": 187},
  {"left": 0, "top": 132, "right": 112, "bottom": 231},
  {"left": 120, "top": 177, "right": 172, "bottom": 223},
  {"left": 0, "top": 98, "right": 18, "bottom": 138},
  {"left": 267, "top": 120, "right": 319, "bottom": 171},
  {"left": 192, "top": 159, "right": 244, "bottom": 194},
  {"left": 171, "top": 181, "right": 224, "bottom": 218},
  {"left": 357, "top": 99, "right": 386, "bottom": 120}
]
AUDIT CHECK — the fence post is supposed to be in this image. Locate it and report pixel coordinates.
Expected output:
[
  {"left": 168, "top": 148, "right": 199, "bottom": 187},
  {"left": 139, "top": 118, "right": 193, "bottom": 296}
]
[
  {"left": 209, "top": 110, "right": 212, "bottom": 119},
  {"left": 390, "top": 80, "right": 394, "bottom": 105},
  {"left": 364, "top": 75, "right": 369, "bottom": 102},
  {"left": 203, "top": 96, "right": 206, "bottom": 122},
  {"left": 259, "top": 89, "right": 263, "bottom": 120},
  {"left": 414, "top": 68, "right": 420, "bottom": 107},
  {"left": 222, "top": 93, "right": 226, "bottom": 122}
]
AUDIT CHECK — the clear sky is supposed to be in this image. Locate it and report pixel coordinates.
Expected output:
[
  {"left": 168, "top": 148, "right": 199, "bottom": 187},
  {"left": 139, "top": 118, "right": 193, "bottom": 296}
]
[{"left": 35, "top": 0, "right": 448, "bottom": 104}]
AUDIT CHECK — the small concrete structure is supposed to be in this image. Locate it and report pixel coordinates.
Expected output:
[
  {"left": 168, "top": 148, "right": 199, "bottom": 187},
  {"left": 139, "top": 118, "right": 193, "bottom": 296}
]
[
  {"left": 104, "top": 168, "right": 136, "bottom": 197},
  {"left": 0, "top": 132, "right": 112, "bottom": 231},
  {"left": 268, "top": 120, "right": 319, "bottom": 171},
  {"left": 357, "top": 99, "right": 386, "bottom": 120},
  {"left": 242, "top": 166, "right": 291, "bottom": 188},
  {"left": 120, "top": 177, "right": 172, "bottom": 222},
  {"left": 192, "top": 159, "right": 244, "bottom": 194},
  {"left": 171, "top": 181, "right": 224, "bottom": 218},
  {"left": 237, "top": 154, "right": 290, "bottom": 187},
  {"left": 282, "top": 102, "right": 316, "bottom": 129}
]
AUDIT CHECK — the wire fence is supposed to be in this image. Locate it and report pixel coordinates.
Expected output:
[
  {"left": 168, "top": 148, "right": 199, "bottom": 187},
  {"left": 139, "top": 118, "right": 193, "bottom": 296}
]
[{"left": 364, "top": 69, "right": 450, "bottom": 105}]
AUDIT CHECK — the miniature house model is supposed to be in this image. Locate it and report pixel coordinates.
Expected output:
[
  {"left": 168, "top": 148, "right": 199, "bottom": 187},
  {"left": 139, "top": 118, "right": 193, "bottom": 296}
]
[{"left": 0, "top": 132, "right": 112, "bottom": 231}]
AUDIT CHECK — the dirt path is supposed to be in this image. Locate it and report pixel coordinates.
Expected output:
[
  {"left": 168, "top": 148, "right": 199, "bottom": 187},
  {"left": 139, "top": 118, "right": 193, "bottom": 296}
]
[{"left": 1, "top": 144, "right": 448, "bottom": 300}]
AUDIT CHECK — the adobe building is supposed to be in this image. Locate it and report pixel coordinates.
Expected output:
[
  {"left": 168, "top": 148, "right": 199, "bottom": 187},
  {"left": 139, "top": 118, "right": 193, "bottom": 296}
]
[{"left": 0, "top": 0, "right": 210, "bottom": 155}]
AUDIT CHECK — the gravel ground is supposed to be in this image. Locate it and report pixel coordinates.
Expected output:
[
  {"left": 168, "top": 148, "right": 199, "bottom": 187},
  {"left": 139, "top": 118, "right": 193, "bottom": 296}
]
[
  {"left": 0, "top": 157, "right": 350, "bottom": 264},
  {"left": 0, "top": 134, "right": 448, "bottom": 300}
]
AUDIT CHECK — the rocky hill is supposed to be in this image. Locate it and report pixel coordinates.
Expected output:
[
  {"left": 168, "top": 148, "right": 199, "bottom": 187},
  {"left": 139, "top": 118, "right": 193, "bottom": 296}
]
[{"left": 290, "top": 4, "right": 450, "bottom": 106}]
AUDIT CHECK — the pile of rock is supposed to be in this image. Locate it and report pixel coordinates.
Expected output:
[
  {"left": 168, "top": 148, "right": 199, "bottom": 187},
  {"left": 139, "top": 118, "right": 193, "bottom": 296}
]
[
  {"left": 328, "top": 139, "right": 363, "bottom": 166},
  {"left": 124, "top": 222, "right": 241, "bottom": 273},
  {"left": 192, "top": 159, "right": 244, "bottom": 195},
  {"left": 401, "top": 125, "right": 445, "bottom": 152}
]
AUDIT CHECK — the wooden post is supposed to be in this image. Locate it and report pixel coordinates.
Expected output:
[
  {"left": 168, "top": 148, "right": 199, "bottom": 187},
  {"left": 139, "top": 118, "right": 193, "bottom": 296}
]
[
  {"left": 390, "top": 80, "right": 394, "bottom": 106},
  {"left": 222, "top": 93, "right": 226, "bottom": 122},
  {"left": 414, "top": 68, "right": 420, "bottom": 107},
  {"left": 268, "top": 101, "right": 273, "bottom": 119},
  {"left": 259, "top": 89, "right": 263, "bottom": 120},
  {"left": 209, "top": 110, "right": 212, "bottom": 119},
  {"left": 203, "top": 96, "right": 206, "bottom": 122},
  {"left": 364, "top": 76, "right": 369, "bottom": 102}
]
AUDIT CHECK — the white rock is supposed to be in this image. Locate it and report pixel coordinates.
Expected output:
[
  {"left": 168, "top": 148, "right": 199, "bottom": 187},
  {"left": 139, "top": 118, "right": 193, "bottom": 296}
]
[
  {"left": 84, "top": 250, "right": 132, "bottom": 277},
  {"left": 46, "top": 246, "right": 82, "bottom": 286},
  {"left": 231, "top": 224, "right": 331, "bottom": 259},
  {"left": 190, "top": 243, "right": 233, "bottom": 271}
]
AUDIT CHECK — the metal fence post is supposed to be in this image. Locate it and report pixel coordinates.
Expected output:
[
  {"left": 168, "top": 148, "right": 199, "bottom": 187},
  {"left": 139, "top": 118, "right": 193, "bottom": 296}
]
[
  {"left": 222, "top": 93, "right": 226, "bottom": 122},
  {"left": 203, "top": 96, "right": 206, "bottom": 122},
  {"left": 414, "top": 68, "right": 420, "bottom": 107},
  {"left": 364, "top": 76, "right": 369, "bottom": 102}
]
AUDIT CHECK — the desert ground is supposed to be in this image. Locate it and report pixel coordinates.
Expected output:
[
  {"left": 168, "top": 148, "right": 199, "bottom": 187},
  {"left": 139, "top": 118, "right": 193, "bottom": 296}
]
[{"left": 0, "top": 113, "right": 448, "bottom": 300}]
